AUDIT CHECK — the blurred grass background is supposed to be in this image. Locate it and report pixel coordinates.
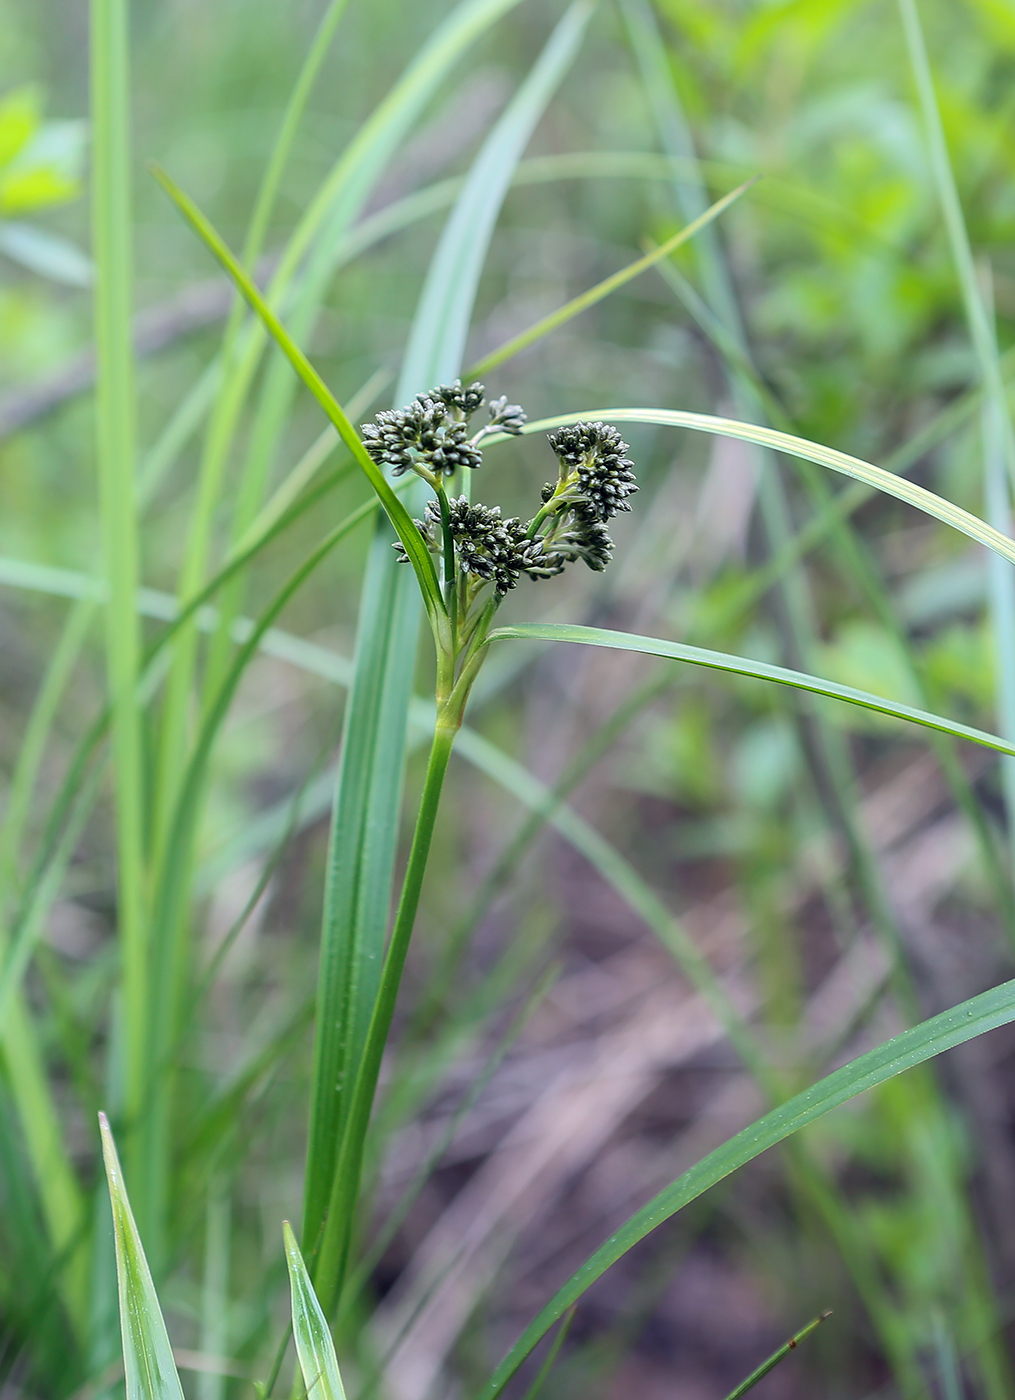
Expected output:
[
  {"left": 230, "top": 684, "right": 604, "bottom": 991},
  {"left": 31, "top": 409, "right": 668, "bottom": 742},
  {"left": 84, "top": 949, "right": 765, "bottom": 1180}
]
[{"left": 5, "top": 1, "right": 1015, "bottom": 1399}]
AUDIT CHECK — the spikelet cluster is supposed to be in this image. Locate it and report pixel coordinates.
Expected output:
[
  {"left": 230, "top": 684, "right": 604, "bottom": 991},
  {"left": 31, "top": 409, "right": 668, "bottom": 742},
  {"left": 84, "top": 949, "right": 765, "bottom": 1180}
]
[
  {"left": 378, "top": 390, "right": 636, "bottom": 597},
  {"left": 361, "top": 380, "right": 525, "bottom": 479},
  {"left": 545, "top": 422, "right": 638, "bottom": 522},
  {"left": 395, "top": 497, "right": 546, "bottom": 595}
]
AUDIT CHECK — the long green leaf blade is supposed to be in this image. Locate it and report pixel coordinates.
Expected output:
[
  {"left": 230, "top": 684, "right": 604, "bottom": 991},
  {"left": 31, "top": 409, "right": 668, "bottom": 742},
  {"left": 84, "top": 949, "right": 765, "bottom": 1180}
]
[
  {"left": 487, "top": 622, "right": 1015, "bottom": 758},
  {"left": 504, "top": 409, "right": 1015, "bottom": 569},
  {"left": 474, "top": 977, "right": 1015, "bottom": 1400},
  {"left": 467, "top": 179, "right": 756, "bottom": 380},
  {"left": 284, "top": 1222, "right": 347, "bottom": 1400},
  {"left": 150, "top": 165, "right": 445, "bottom": 620},
  {"left": 403, "top": 0, "right": 593, "bottom": 382},
  {"left": 98, "top": 1113, "right": 185, "bottom": 1400}
]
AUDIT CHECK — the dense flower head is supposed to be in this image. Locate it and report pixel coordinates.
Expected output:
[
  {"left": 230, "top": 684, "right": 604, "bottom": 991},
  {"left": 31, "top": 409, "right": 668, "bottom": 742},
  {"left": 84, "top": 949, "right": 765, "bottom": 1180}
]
[
  {"left": 387, "top": 402, "right": 634, "bottom": 602},
  {"left": 544, "top": 519, "right": 614, "bottom": 573},
  {"left": 422, "top": 381, "right": 486, "bottom": 419},
  {"left": 360, "top": 379, "right": 527, "bottom": 480},
  {"left": 546, "top": 421, "right": 638, "bottom": 522},
  {"left": 395, "top": 497, "right": 547, "bottom": 595},
  {"left": 362, "top": 399, "right": 482, "bottom": 477}
]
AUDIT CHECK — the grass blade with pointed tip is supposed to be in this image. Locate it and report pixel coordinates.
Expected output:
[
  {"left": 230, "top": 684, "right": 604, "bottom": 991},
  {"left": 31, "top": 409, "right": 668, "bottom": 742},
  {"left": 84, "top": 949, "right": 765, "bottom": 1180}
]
[
  {"left": 473, "top": 978, "right": 1015, "bottom": 1400},
  {"left": 722, "top": 1313, "right": 830, "bottom": 1400},
  {"left": 501, "top": 410, "right": 1015, "bottom": 570},
  {"left": 402, "top": 0, "right": 594, "bottom": 389},
  {"left": 284, "top": 1222, "right": 347, "bottom": 1400},
  {"left": 91, "top": 0, "right": 148, "bottom": 1213},
  {"left": 487, "top": 622, "right": 1015, "bottom": 759},
  {"left": 466, "top": 179, "right": 756, "bottom": 380},
  {"left": 98, "top": 1113, "right": 184, "bottom": 1400},
  {"left": 150, "top": 165, "right": 445, "bottom": 621}
]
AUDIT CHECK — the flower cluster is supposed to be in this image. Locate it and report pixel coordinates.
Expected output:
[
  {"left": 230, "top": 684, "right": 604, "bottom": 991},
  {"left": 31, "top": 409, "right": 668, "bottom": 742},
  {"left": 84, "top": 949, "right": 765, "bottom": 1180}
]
[
  {"left": 395, "top": 497, "right": 546, "bottom": 595},
  {"left": 375, "top": 380, "right": 637, "bottom": 601},
  {"left": 544, "top": 422, "right": 638, "bottom": 522},
  {"left": 361, "top": 379, "right": 526, "bottom": 480}
]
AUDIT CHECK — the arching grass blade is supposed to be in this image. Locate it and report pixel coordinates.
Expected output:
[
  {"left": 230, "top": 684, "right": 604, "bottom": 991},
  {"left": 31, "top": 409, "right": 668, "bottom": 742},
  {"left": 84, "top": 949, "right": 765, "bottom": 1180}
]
[
  {"left": 467, "top": 179, "right": 757, "bottom": 381},
  {"left": 473, "top": 978, "right": 1015, "bottom": 1400},
  {"left": 487, "top": 622, "right": 1015, "bottom": 759},
  {"left": 502, "top": 410, "right": 1015, "bottom": 570}
]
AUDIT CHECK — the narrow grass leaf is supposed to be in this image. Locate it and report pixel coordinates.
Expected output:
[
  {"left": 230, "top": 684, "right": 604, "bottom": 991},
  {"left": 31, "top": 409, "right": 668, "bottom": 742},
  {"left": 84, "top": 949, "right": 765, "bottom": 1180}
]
[
  {"left": 896, "top": 0, "right": 1015, "bottom": 876},
  {"left": 403, "top": 0, "right": 593, "bottom": 384},
  {"left": 722, "top": 1313, "right": 830, "bottom": 1400},
  {"left": 518, "top": 1308, "right": 576, "bottom": 1400},
  {"left": 284, "top": 1222, "right": 347, "bottom": 1400},
  {"left": 504, "top": 410, "right": 1015, "bottom": 570},
  {"left": 150, "top": 166, "right": 444, "bottom": 619},
  {"left": 90, "top": 0, "right": 148, "bottom": 1202},
  {"left": 487, "top": 622, "right": 1015, "bottom": 759},
  {"left": 467, "top": 180, "right": 756, "bottom": 380},
  {"left": 98, "top": 1113, "right": 184, "bottom": 1400},
  {"left": 474, "top": 977, "right": 1015, "bottom": 1400},
  {"left": 222, "top": 0, "right": 528, "bottom": 579}
]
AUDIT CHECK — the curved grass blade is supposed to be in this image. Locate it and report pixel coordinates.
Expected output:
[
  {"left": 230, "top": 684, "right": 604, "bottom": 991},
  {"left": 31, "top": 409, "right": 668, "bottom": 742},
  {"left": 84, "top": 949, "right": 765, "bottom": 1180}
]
[
  {"left": 723, "top": 1313, "right": 830, "bottom": 1400},
  {"left": 284, "top": 1223, "right": 347, "bottom": 1400},
  {"left": 98, "top": 1113, "right": 184, "bottom": 1400},
  {"left": 219, "top": 0, "right": 529, "bottom": 605},
  {"left": 897, "top": 0, "right": 1015, "bottom": 886},
  {"left": 488, "top": 622, "right": 1015, "bottom": 759},
  {"left": 502, "top": 409, "right": 1015, "bottom": 570},
  {"left": 150, "top": 166, "right": 445, "bottom": 622},
  {"left": 473, "top": 977, "right": 1015, "bottom": 1400}
]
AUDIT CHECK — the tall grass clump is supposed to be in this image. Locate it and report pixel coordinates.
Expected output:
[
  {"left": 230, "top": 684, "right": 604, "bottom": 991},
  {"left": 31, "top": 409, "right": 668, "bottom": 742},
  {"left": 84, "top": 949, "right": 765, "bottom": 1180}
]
[{"left": 4, "top": 1, "right": 1015, "bottom": 1398}]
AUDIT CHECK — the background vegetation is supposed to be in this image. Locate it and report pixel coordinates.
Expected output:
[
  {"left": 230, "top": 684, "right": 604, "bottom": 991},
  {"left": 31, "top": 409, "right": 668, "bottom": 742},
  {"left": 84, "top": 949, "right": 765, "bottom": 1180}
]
[{"left": 4, "top": 1, "right": 1015, "bottom": 1399}]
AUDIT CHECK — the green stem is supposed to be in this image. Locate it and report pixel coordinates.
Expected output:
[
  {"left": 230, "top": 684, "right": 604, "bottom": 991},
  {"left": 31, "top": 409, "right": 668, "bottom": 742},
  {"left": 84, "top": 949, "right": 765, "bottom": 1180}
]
[
  {"left": 437, "top": 484, "right": 458, "bottom": 639},
  {"left": 311, "top": 720, "right": 458, "bottom": 1314}
]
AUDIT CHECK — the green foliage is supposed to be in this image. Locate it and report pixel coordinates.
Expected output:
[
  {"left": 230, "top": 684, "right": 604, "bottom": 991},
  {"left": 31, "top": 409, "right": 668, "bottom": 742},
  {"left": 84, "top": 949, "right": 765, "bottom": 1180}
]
[{"left": 7, "top": 1, "right": 1015, "bottom": 1398}]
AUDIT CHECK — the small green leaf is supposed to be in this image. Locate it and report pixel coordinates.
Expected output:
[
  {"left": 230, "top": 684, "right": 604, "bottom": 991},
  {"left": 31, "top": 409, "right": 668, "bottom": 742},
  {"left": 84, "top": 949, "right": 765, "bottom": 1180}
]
[
  {"left": 283, "top": 1222, "right": 347, "bottom": 1400},
  {"left": 98, "top": 1113, "right": 185, "bottom": 1400}
]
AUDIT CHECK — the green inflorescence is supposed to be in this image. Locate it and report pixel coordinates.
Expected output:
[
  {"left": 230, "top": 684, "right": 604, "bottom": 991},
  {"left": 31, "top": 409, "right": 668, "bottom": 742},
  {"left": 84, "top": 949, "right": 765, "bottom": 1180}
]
[{"left": 369, "top": 380, "right": 637, "bottom": 601}]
